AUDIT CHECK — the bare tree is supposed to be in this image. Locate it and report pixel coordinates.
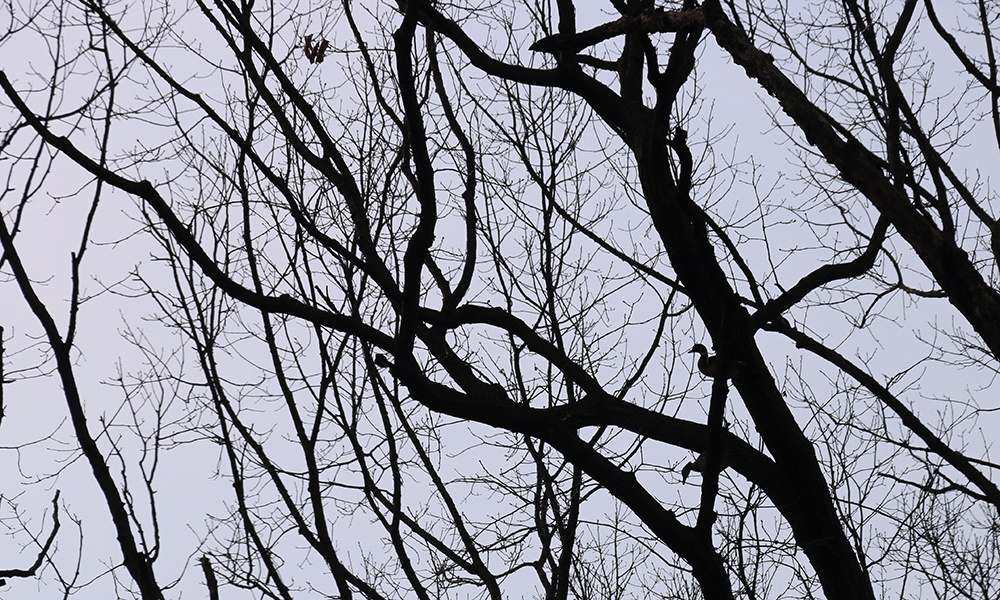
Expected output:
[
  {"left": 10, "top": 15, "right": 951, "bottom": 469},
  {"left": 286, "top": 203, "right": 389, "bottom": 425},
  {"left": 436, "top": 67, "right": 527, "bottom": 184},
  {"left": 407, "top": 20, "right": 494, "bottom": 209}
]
[{"left": 2, "top": 0, "right": 1000, "bottom": 598}]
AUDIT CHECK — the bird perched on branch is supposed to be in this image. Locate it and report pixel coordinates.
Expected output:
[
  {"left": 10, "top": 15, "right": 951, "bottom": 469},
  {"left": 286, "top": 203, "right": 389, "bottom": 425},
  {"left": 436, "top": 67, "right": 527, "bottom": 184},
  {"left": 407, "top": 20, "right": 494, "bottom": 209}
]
[
  {"left": 681, "top": 451, "right": 732, "bottom": 482},
  {"left": 689, "top": 344, "right": 744, "bottom": 379}
]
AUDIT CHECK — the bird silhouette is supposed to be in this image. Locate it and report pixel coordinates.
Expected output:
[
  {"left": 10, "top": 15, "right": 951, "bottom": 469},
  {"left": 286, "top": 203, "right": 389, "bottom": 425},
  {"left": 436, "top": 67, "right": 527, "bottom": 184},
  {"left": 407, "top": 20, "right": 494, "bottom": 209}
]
[
  {"left": 688, "top": 344, "right": 744, "bottom": 379},
  {"left": 681, "top": 451, "right": 732, "bottom": 482}
]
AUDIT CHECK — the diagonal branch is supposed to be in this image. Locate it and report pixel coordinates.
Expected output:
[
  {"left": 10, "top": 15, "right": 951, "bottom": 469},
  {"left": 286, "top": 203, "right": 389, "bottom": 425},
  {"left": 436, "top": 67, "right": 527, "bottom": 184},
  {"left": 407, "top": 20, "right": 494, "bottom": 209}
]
[{"left": 702, "top": 0, "right": 1000, "bottom": 359}]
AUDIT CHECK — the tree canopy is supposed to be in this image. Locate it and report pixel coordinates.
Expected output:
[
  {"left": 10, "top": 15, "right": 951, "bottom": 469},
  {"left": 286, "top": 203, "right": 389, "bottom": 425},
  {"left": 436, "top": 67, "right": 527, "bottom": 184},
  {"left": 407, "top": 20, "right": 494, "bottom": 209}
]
[{"left": 2, "top": 1, "right": 1000, "bottom": 598}]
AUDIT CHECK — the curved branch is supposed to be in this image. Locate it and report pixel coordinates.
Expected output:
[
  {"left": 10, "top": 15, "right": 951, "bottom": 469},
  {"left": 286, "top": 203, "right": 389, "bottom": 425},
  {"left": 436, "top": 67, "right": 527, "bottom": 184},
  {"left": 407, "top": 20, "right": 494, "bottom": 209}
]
[
  {"left": 530, "top": 7, "right": 706, "bottom": 54},
  {"left": 0, "top": 492, "right": 61, "bottom": 583},
  {"left": 751, "top": 215, "right": 890, "bottom": 329}
]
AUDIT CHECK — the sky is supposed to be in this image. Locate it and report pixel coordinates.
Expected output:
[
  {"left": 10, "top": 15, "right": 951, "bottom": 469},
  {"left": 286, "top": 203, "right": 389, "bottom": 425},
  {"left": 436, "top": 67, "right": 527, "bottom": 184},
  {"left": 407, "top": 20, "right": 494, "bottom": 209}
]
[{"left": 2, "top": 1, "right": 1000, "bottom": 598}]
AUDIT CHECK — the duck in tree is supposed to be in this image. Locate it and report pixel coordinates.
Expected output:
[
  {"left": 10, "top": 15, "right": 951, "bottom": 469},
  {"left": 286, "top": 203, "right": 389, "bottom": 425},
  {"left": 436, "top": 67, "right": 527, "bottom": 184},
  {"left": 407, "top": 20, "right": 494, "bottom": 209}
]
[{"left": 688, "top": 343, "right": 744, "bottom": 379}]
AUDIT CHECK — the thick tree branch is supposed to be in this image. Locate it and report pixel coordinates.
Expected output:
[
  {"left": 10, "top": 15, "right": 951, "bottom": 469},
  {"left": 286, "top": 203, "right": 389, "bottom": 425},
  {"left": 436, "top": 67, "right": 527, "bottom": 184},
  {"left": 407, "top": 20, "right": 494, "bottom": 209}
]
[
  {"left": 703, "top": 0, "right": 1000, "bottom": 360},
  {"left": 530, "top": 7, "right": 706, "bottom": 54}
]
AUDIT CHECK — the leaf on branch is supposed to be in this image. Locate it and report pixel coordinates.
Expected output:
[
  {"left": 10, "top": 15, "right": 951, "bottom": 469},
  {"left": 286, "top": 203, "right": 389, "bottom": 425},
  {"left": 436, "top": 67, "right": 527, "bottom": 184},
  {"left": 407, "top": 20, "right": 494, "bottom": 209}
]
[{"left": 303, "top": 34, "right": 329, "bottom": 64}]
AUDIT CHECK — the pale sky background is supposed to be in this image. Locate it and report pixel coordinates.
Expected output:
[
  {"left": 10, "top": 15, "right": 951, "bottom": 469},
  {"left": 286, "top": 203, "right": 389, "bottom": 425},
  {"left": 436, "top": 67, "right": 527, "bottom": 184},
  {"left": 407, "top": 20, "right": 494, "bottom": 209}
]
[{"left": 2, "top": 2, "right": 999, "bottom": 598}]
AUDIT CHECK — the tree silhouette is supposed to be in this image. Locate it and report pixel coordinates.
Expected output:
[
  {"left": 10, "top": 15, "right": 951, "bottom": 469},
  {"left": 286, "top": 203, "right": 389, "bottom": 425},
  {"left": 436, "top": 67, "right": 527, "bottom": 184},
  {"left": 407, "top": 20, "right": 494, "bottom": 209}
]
[{"left": 2, "top": 1, "right": 1000, "bottom": 598}]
